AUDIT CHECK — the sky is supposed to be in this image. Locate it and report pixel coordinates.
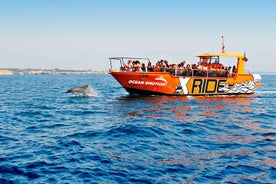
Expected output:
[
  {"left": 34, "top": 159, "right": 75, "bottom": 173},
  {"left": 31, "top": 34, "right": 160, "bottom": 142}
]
[{"left": 0, "top": 0, "right": 276, "bottom": 72}]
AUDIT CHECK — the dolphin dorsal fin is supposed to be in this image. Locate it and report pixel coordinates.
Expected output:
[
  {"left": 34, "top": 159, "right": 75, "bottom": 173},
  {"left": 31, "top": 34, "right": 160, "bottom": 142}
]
[{"left": 83, "top": 85, "right": 89, "bottom": 89}]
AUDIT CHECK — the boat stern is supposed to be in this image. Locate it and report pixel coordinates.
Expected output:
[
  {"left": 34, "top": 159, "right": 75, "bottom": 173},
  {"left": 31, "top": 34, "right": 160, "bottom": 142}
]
[{"left": 252, "top": 74, "right": 262, "bottom": 88}]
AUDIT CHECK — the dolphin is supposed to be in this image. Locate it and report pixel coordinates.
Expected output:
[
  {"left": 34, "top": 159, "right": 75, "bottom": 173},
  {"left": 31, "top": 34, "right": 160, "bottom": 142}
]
[{"left": 66, "top": 85, "right": 97, "bottom": 96}]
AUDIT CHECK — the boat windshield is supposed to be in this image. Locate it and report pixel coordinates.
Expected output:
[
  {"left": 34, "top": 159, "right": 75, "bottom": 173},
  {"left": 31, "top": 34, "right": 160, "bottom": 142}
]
[{"left": 199, "top": 56, "right": 220, "bottom": 64}]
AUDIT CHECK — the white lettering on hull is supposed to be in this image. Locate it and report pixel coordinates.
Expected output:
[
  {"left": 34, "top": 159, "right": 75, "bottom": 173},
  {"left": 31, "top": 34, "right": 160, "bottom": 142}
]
[
  {"left": 128, "top": 80, "right": 166, "bottom": 87},
  {"left": 179, "top": 77, "right": 190, "bottom": 94},
  {"left": 128, "top": 80, "right": 145, "bottom": 85}
]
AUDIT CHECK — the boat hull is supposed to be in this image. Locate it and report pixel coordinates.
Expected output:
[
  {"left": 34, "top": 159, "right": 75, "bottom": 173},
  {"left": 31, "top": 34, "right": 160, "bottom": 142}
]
[{"left": 110, "top": 71, "right": 257, "bottom": 96}]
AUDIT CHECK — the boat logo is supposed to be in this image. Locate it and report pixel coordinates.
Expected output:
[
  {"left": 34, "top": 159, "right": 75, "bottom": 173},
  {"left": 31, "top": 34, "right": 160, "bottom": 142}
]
[{"left": 154, "top": 76, "right": 167, "bottom": 85}]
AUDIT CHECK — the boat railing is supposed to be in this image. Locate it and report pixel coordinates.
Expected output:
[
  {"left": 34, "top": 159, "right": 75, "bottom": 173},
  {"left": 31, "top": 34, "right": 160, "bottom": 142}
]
[
  {"left": 109, "top": 57, "right": 237, "bottom": 78},
  {"left": 118, "top": 66, "right": 235, "bottom": 78},
  {"left": 109, "top": 57, "right": 150, "bottom": 71}
]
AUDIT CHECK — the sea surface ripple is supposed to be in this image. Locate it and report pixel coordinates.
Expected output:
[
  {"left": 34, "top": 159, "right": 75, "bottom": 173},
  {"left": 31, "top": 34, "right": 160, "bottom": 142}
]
[{"left": 0, "top": 74, "right": 275, "bottom": 183}]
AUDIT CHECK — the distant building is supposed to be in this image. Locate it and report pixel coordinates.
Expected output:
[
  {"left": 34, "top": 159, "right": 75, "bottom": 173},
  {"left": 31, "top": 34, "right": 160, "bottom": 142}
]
[{"left": 0, "top": 70, "right": 13, "bottom": 75}]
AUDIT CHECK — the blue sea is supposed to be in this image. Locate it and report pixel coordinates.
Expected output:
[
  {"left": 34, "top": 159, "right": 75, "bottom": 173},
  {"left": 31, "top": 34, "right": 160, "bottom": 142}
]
[{"left": 0, "top": 74, "right": 275, "bottom": 183}]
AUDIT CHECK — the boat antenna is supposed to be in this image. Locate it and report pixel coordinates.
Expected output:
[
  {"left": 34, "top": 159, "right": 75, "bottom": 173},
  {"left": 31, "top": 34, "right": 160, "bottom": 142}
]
[
  {"left": 221, "top": 35, "right": 225, "bottom": 53},
  {"left": 243, "top": 51, "right": 248, "bottom": 62}
]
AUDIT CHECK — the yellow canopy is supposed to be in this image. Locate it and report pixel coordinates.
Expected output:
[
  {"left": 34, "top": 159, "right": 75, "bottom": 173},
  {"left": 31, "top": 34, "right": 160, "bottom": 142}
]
[
  {"left": 197, "top": 52, "right": 244, "bottom": 58},
  {"left": 197, "top": 52, "right": 248, "bottom": 74}
]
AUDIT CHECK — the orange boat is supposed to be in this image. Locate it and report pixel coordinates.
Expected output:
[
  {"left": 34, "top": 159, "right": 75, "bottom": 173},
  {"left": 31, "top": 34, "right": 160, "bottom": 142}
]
[{"left": 109, "top": 49, "right": 262, "bottom": 96}]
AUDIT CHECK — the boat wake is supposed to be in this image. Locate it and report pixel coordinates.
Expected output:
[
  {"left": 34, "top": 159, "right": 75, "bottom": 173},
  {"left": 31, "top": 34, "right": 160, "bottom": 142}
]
[
  {"left": 256, "top": 90, "right": 276, "bottom": 94},
  {"left": 255, "top": 90, "right": 276, "bottom": 98}
]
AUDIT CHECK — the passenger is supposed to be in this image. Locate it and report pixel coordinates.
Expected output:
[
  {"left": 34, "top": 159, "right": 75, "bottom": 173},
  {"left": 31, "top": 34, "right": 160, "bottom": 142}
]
[
  {"left": 227, "top": 66, "right": 232, "bottom": 72},
  {"left": 224, "top": 67, "right": 228, "bottom": 77},
  {"left": 133, "top": 60, "right": 141, "bottom": 72},
  {"left": 160, "top": 60, "right": 168, "bottom": 72},
  {"left": 185, "top": 64, "right": 192, "bottom": 76},
  {"left": 198, "top": 65, "right": 208, "bottom": 76},
  {"left": 177, "top": 63, "right": 185, "bottom": 76},
  {"left": 168, "top": 64, "right": 177, "bottom": 75},
  {"left": 164, "top": 60, "right": 169, "bottom": 68},
  {"left": 141, "top": 63, "right": 146, "bottom": 72},
  {"left": 154, "top": 64, "right": 160, "bottom": 72},
  {"left": 232, "top": 66, "right": 237, "bottom": 77},
  {"left": 218, "top": 67, "right": 226, "bottom": 77},
  {"left": 146, "top": 61, "right": 152, "bottom": 72},
  {"left": 208, "top": 66, "right": 216, "bottom": 77},
  {"left": 232, "top": 66, "right": 237, "bottom": 73},
  {"left": 191, "top": 64, "right": 198, "bottom": 76},
  {"left": 125, "top": 60, "right": 133, "bottom": 71},
  {"left": 202, "top": 57, "right": 209, "bottom": 64},
  {"left": 120, "top": 66, "right": 126, "bottom": 71},
  {"left": 181, "top": 61, "right": 186, "bottom": 67}
]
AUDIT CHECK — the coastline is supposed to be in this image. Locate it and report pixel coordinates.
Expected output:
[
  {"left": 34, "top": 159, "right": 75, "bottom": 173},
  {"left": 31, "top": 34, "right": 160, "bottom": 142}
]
[{"left": 0, "top": 68, "right": 107, "bottom": 75}]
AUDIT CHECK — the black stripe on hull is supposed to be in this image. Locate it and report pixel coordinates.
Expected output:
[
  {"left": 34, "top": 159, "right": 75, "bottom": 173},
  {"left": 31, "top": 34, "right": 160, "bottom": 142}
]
[
  {"left": 124, "top": 87, "right": 254, "bottom": 96},
  {"left": 125, "top": 88, "right": 167, "bottom": 95}
]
